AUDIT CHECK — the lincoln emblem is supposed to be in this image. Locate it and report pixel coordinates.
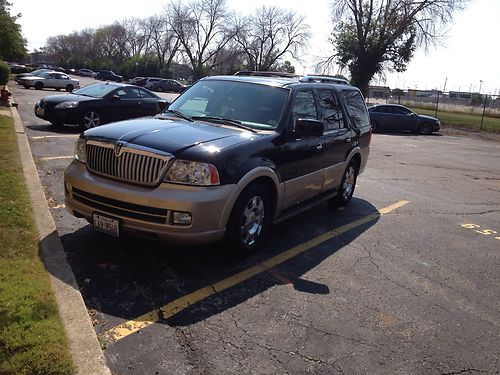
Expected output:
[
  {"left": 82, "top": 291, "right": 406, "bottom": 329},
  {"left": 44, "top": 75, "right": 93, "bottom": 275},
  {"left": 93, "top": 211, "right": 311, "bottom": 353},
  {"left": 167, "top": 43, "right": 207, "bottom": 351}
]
[{"left": 114, "top": 141, "right": 125, "bottom": 157}]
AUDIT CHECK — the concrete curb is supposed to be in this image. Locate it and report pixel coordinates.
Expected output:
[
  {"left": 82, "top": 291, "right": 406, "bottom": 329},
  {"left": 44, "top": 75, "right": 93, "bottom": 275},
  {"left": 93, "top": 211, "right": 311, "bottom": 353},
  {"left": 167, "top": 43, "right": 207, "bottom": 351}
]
[{"left": 9, "top": 94, "right": 111, "bottom": 375}]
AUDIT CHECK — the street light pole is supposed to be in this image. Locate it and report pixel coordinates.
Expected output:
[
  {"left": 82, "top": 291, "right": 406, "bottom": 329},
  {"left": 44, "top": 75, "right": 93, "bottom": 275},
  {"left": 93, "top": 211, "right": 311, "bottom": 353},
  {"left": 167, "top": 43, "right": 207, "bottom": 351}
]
[
  {"left": 135, "top": 62, "right": 138, "bottom": 77},
  {"left": 479, "top": 80, "right": 483, "bottom": 94}
]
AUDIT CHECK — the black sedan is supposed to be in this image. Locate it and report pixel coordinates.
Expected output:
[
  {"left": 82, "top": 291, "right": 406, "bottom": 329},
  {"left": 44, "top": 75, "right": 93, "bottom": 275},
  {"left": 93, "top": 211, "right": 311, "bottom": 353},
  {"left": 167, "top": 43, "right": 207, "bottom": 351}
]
[
  {"left": 368, "top": 104, "right": 441, "bottom": 134},
  {"left": 34, "top": 83, "right": 169, "bottom": 129}
]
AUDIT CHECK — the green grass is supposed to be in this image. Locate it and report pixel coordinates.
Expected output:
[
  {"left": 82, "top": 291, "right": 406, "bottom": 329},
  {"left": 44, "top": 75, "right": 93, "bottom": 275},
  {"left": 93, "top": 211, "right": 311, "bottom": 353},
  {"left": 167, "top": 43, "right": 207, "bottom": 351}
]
[
  {"left": 408, "top": 106, "right": 500, "bottom": 132},
  {"left": 0, "top": 115, "right": 75, "bottom": 374}
]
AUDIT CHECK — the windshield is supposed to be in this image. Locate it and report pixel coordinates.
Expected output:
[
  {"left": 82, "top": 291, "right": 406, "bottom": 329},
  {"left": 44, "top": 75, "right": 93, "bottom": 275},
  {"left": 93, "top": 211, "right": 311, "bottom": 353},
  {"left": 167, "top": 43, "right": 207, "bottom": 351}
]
[
  {"left": 167, "top": 80, "right": 289, "bottom": 130},
  {"left": 73, "top": 83, "right": 116, "bottom": 98}
]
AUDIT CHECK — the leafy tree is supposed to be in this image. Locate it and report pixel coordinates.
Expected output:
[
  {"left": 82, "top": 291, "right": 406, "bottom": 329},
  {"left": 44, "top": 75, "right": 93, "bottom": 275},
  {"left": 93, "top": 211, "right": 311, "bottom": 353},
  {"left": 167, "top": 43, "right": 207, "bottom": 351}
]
[
  {"left": 276, "top": 60, "right": 295, "bottom": 74},
  {"left": 320, "top": 0, "right": 467, "bottom": 96},
  {"left": 0, "top": 0, "right": 27, "bottom": 60}
]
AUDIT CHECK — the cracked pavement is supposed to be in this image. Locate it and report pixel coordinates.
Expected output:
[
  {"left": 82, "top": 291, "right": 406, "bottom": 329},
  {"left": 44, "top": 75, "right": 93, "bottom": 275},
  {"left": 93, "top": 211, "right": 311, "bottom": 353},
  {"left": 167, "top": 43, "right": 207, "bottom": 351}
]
[{"left": 10, "top": 81, "right": 500, "bottom": 374}]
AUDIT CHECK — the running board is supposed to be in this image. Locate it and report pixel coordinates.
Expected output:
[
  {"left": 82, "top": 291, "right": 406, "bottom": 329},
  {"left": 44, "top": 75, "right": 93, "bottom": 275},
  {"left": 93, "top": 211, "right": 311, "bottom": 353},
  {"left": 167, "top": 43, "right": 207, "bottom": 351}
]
[{"left": 272, "top": 188, "right": 339, "bottom": 225}]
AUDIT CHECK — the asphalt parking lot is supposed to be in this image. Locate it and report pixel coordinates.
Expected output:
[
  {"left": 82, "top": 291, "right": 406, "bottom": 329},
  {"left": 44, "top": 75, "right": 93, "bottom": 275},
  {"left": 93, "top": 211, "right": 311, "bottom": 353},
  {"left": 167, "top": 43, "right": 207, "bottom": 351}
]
[{"left": 10, "top": 79, "right": 500, "bottom": 374}]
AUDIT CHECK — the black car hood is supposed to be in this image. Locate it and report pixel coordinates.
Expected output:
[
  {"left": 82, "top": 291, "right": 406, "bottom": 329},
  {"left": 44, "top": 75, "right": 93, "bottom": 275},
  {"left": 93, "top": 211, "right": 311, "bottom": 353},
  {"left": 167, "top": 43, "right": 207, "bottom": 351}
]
[
  {"left": 41, "top": 93, "right": 98, "bottom": 103},
  {"left": 84, "top": 117, "right": 266, "bottom": 156}
]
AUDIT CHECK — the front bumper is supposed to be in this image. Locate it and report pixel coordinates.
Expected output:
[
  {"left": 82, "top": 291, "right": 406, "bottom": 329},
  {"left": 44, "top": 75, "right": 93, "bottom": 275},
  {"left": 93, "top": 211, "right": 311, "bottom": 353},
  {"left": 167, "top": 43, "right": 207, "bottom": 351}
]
[
  {"left": 34, "top": 102, "right": 81, "bottom": 125},
  {"left": 64, "top": 160, "right": 235, "bottom": 245}
]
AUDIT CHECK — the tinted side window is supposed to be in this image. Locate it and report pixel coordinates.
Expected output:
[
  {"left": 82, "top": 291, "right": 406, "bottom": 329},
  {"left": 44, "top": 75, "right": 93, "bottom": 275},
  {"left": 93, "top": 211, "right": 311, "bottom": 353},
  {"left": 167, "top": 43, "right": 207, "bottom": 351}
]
[
  {"left": 342, "top": 90, "right": 369, "bottom": 127},
  {"left": 317, "top": 89, "right": 344, "bottom": 131},
  {"left": 393, "top": 106, "right": 411, "bottom": 115},
  {"left": 138, "top": 88, "right": 156, "bottom": 98},
  {"left": 292, "top": 90, "right": 318, "bottom": 125}
]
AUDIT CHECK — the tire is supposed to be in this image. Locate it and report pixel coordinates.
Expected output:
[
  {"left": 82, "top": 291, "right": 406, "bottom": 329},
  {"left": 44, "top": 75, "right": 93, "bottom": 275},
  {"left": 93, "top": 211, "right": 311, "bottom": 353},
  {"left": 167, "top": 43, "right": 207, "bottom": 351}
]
[
  {"left": 24, "top": 85, "right": 29, "bottom": 89},
  {"left": 224, "top": 183, "right": 271, "bottom": 255},
  {"left": 328, "top": 159, "right": 358, "bottom": 208},
  {"left": 81, "top": 110, "right": 101, "bottom": 129},
  {"left": 65, "top": 84, "right": 74, "bottom": 92},
  {"left": 370, "top": 119, "right": 377, "bottom": 132},
  {"left": 418, "top": 122, "right": 433, "bottom": 135},
  {"left": 34, "top": 82, "right": 44, "bottom": 90},
  {"left": 156, "top": 86, "right": 163, "bottom": 92}
]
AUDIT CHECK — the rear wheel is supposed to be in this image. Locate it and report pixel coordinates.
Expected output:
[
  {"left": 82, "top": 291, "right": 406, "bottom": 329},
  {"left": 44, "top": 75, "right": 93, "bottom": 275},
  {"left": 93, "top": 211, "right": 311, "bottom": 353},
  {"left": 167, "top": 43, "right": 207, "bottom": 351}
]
[
  {"left": 34, "top": 82, "right": 44, "bottom": 90},
  {"left": 156, "top": 86, "right": 163, "bottom": 92},
  {"left": 81, "top": 110, "right": 101, "bottom": 129},
  {"left": 224, "top": 183, "right": 271, "bottom": 256},
  {"left": 65, "top": 84, "right": 74, "bottom": 92},
  {"left": 328, "top": 159, "right": 358, "bottom": 208}
]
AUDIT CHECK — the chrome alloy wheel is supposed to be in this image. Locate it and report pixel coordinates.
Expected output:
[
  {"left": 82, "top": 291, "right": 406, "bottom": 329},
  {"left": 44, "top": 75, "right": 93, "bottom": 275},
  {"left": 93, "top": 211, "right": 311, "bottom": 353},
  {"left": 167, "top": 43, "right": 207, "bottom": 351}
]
[
  {"left": 240, "top": 195, "right": 265, "bottom": 247},
  {"left": 83, "top": 111, "right": 100, "bottom": 129},
  {"left": 342, "top": 165, "right": 355, "bottom": 200}
]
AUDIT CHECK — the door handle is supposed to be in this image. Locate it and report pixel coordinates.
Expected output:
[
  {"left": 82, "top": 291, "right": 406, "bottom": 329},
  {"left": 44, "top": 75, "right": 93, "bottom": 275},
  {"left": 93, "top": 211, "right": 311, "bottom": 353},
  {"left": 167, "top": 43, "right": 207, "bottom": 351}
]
[
  {"left": 316, "top": 144, "right": 323, "bottom": 151},
  {"left": 346, "top": 138, "right": 351, "bottom": 143}
]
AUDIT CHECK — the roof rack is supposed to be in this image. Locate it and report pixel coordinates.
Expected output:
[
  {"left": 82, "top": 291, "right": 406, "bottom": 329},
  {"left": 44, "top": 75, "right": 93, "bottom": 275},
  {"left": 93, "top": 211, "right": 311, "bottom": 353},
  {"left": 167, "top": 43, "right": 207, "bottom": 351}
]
[
  {"left": 234, "top": 70, "right": 299, "bottom": 78},
  {"left": 299, "top": 75, "right": 349, "bottom": 85}
]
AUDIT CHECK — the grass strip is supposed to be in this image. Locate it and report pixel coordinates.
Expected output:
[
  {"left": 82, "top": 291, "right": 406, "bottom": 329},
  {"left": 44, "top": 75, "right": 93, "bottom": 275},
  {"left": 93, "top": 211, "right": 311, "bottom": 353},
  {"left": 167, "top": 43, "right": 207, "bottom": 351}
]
[
  {"left": 0, "top": 114, "right": 75, "bottom": 374},
  {"left": 409, "top": 107, "right": 500, "bottom": 132}
]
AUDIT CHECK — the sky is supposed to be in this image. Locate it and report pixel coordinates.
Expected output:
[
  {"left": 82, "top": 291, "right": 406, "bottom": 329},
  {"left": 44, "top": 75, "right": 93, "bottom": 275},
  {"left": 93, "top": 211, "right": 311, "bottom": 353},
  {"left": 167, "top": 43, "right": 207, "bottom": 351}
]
[{"left": 10, "top": 0, "right": 500, "bottom": 94}]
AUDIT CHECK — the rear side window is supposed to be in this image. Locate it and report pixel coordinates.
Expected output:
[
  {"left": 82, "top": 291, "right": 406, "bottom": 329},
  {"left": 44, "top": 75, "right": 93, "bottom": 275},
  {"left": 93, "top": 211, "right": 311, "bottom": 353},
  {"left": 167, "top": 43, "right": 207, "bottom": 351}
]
[
  {"left": 341, "top": 90, "right": 369, "bottom": 128},
  {"left": 317, "top": 89, "right": 344, "bottom": 131}
]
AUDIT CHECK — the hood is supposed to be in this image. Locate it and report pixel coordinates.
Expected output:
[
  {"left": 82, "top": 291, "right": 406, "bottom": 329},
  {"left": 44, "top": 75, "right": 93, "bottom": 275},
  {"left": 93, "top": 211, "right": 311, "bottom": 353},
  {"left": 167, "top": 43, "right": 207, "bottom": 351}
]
[
  {"left": 418, "top": 114, "right": 439, "bottom": 122},
  {"left": 40, "top": 94, "right": 98, "bottom": 104},
  {"left": 84, "top": 117, "right": 265, "bottom": 156}
]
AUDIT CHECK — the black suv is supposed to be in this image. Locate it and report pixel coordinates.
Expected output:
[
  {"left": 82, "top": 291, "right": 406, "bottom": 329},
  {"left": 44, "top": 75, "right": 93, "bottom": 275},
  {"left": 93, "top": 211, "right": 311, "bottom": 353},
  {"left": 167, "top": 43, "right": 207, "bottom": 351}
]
[
  {"left": 64, "top": 73, "right": 371, "bottom": 253},
  {"left": 95, "top": 70, "right": 123, "bottom": 82}
]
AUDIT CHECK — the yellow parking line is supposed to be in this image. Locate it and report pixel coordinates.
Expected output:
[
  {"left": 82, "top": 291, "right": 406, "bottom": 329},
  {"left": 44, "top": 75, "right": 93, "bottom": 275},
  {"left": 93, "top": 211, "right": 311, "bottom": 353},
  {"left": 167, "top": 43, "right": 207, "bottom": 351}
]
[
  {"left": 31, "top": 135, "right": 79, "bottom": 140},
  {"left": 39, "top": 155, "right": 73, "bottom": 161},
  {"left": 104, "top": 200, "right": 410, "bottom": 343}
]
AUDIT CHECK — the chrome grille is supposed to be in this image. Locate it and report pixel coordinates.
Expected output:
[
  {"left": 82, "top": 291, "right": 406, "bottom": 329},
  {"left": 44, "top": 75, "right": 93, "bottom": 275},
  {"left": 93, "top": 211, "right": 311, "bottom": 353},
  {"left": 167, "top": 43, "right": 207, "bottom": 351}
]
[{"left": 86, "top": 141, "right": 171, "bottom": 186}]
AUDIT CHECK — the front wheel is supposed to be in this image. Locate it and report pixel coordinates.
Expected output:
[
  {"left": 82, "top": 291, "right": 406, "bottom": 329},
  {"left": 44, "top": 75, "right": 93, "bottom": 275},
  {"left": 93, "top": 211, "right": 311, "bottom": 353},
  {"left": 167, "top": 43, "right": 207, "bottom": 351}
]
[
  {"left": 418, "top": 122, "right": 433, "bottom": 135},
  {"left": 370, "top": 119, "right": 378, "bottom": 132},
  {"left": 34, "top": 82, "right": 43, "bottom": 90},
  {"left": 224, "top": 183, "right": 271, "bottom": 255},
  {"left": 328, "top": 160, "right": 358, "bottom": 208},
  {"left": 81, "top": 110, "right": 101, "bottom": 129}
]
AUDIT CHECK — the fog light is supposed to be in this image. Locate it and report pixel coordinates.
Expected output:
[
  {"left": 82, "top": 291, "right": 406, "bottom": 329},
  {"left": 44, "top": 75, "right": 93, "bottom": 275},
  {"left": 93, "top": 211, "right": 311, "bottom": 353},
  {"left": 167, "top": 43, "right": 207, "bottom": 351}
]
[{"left": 172, "top": 212, "right": 192, "bottom": 225}]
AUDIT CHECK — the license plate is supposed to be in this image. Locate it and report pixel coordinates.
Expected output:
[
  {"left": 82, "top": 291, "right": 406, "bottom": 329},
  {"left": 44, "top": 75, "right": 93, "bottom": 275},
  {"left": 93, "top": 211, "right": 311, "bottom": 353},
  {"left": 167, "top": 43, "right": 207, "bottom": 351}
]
[
  {"left": 93, "top": 213, "right": 119, "bottom": 237},
  {"left": 35, "top": 107, "right": 44, "bottom": 116}
]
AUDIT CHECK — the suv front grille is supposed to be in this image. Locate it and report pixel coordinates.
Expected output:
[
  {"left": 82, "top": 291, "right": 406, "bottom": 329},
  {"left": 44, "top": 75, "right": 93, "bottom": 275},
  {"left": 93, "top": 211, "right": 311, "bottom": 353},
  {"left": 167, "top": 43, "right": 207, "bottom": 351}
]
[{"left": 86, "top": 141, "right": 172, "bottom": 186}]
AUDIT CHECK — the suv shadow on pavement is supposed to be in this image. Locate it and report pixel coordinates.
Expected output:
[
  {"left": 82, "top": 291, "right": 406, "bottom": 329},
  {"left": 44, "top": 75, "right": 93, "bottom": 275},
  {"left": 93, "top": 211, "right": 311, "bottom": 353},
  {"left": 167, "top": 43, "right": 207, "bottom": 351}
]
[{"left": 54, "top": 198, "right": 379, "bottom": 331}]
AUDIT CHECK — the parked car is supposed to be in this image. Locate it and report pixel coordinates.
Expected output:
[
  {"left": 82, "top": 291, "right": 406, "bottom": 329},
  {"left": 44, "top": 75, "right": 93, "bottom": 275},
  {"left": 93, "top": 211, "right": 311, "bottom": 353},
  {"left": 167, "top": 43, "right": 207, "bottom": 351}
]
[
  {"left": 150, "top": 79, "right": 188, "bottom": 93},
  {"left": 368, "top": 104, "right": 440, "bottom": 134},
  {"left": 63, "top": 73, "right": 371, "bottom": 253},
  {"left": 34, "top": 82, "right": 169, "bottom": 128},
  {"left": 143, "top": 77, "right": 163, "bottom": 89},
  {"left": 21, "top": 71, "right": 80, "bottom": 92},
  {"left": 78, "top": 69, "right": 97, "bottom": 77},
  {"left": 95, "top": 70, "right": 123, "bottom": 82},
  {"left": 128, "top": 77, "right": 146, "bottom": 86},
  {"left": 15, "top": 68, "right": 51, "bottom": 83},
  {"left": 8, "top": 63, "right": 29, "bottom": 74}
]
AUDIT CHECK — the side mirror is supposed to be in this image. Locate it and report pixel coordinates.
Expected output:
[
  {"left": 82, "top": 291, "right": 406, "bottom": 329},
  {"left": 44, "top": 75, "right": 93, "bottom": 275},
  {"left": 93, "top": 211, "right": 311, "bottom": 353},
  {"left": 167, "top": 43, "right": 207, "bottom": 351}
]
[{"left": 295, "top": 118, "right": 324, "bottom": 137}]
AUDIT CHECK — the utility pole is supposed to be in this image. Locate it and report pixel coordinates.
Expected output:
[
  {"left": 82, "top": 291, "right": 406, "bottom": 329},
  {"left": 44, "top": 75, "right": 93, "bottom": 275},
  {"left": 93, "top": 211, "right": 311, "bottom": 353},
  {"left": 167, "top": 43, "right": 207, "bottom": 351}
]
[
  {"left": 443, "top": 77, "right": 447, "bottom": 92},
  {"left": 479, "top": 80, "right": 483, "bottom": 94}
]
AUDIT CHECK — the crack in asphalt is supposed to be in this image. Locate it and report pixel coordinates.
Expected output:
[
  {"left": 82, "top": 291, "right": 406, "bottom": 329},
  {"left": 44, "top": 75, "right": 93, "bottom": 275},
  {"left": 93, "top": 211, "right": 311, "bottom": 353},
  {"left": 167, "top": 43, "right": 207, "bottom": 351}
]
[{"left": 441, "top": 369, "right": 490, "bottom": 375}]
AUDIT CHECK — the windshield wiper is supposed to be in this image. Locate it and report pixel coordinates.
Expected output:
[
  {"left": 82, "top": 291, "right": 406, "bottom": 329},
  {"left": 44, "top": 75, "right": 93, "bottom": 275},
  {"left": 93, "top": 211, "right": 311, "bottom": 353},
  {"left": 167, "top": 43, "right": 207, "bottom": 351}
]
[
  {"left": 191, "top": 116, "right": 257, "bottom": 133},
  {"left": 161, "top": 109, "right": 193, "bottom": 122}
]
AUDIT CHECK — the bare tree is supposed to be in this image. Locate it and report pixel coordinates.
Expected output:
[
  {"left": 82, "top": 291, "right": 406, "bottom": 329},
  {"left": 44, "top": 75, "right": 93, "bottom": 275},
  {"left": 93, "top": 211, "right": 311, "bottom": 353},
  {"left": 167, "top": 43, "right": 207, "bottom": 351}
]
[
  {"left": 234, "top": 6, "right": 310, "bottom": 71},
  {"left": 141, "top": 15, "right": 180, "bottom": 74},
  {"left": 168, "top": 0, "right": 236, "bottom": 79},
  {"left": 319, "top": 0, "right": 468, "bottom": 96}
]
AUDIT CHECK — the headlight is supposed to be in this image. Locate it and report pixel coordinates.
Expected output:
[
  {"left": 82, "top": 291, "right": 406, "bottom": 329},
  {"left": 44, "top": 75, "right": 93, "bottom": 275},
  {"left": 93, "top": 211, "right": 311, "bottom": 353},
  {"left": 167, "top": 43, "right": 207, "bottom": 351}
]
[
  {"left": 164, "top": 160, "right": 219, "bottom": 186},
  {"left": 74, "top": 137, "right": 86, "bottom": 163},
  {"left": 55, "top": 101, "right": 79, "bottom": 109}
]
